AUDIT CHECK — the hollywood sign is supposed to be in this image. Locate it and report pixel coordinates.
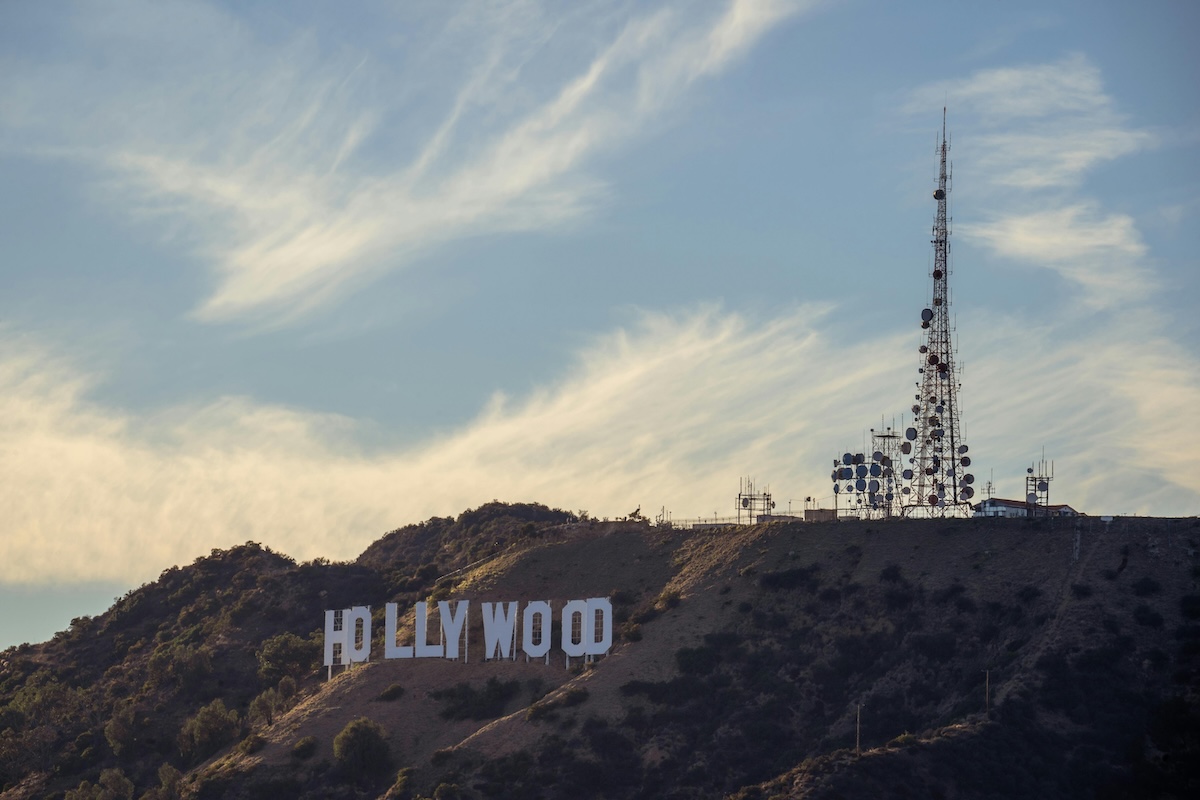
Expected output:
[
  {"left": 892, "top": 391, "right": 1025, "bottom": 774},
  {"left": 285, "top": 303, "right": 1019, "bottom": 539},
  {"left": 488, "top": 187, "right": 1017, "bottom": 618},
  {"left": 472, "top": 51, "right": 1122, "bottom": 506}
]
[{"left": 324, "top": 598, "right": 612, "bottom": 675}]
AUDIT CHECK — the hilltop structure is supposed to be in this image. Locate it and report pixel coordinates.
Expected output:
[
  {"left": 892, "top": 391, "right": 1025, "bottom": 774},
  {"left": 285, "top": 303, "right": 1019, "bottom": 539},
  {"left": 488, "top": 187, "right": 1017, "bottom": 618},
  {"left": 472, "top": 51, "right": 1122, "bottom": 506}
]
[{"left": 900, "top": 110, "right": 975, "bottom": 517}]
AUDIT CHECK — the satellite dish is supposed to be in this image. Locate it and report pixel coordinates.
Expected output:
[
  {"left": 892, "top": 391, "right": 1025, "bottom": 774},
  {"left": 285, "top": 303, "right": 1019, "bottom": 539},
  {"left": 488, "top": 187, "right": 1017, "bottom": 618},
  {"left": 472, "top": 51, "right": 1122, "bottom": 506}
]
[
  {"left": 1027, "top": 493, "right": 1038, "bottom": 504},
  {"left": 928, "top": 494, "right": 938, "bottom": 506},
  {"left": 843, "top": 453, "right": 854, "bottom": 465},
  {"left": 770, "top": 501, "right": 776, "bottom": 508},
  {"left": 869, "top": 464, "right": 882, "bottom": 477},
  {"left": 833, "top": 485, "right": 840, "bottom": 494},
  {"left": 958, "top": 445, "right": 968, "bottom": 454},
  {"left": 928, "top": 354, "right": 939, "bottom": 365},
  {"left": 853, "top": 453, "right": 865, "bottom": 465},
  {"left": 921, "top": 308, "right": 934, "bottom": 322},
  {"left": 1027, "top": 467, "right": 1034, "bottom": 474},
  {"left": 856, "top": 465, "right": 868, "bottom": 478},
  {"left": 963, "top": 473, "right": 974, "bottom": 484},
  {"left": 961, "top": 486, "right": 974, "bottom": 499},
  {"left": 885, "top": 492, "right": 893, "bottom": 501},
  {"left": 902, "top": 469, "right": 914, "bottom": 480},
  {"left": 932, "top": 269, "right": 943, "bottom": 279},
  {"left": 911, "top": 404, "right": 920, "bottom": 414},
  {"left": 905, "top": 427, "right": 917, "bottom": 441},
  {"left": 902, "top": 487, "right": 911, "bottom": 495},
  {"left": 881, "top": 456, "right": 892, "bottom": 467},
  {"left": 919, "top": 345, "right": 928, "bottom": 354},
  {"left": 741, "top": 498, "right": 750, "bottom": 508},
  {"left": 960, "top": 456, "right": 971, "bottom": 467},
  {"left": 1037, "top": 481, "right": 1048, "bottom": 492},
  {"left": 934, "top": 189, "right": 945, "bottom": 200},
  {"left": 872, "top": 451, "right": 884, "bottom": 462},
  {"left": 901, "top": 442, "right": 912, "bottom": 454},
  {"left": 868, "top": 479, "right": 880, "bottom": 493},
  {"left": 921, "top": 321, "right": 930, "bottom": 329},
  {"left": 856, "top": 478, "right": 867, "bottom": 492}
]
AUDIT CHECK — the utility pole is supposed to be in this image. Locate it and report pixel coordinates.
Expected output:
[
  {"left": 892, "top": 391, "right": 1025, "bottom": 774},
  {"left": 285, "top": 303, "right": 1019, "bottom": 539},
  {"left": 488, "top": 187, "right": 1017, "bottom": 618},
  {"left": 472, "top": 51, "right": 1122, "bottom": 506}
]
[{"left": 856, "top": 703, "right": 862, "bottom": 757}]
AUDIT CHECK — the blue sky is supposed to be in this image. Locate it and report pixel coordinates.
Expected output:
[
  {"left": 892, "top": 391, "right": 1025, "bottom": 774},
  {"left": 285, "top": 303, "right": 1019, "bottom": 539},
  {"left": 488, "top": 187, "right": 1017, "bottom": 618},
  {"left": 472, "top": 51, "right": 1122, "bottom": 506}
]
[{"left": 2, "top": 0, "right": 1197, "bottom": 648}]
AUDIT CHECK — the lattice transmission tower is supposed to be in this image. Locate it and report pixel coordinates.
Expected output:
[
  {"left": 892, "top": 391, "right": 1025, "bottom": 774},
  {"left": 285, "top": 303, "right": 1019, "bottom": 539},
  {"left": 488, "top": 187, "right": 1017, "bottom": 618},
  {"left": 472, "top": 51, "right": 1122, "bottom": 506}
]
[{"left": 901, "top": 110, "right": 975, "bottom": 517}]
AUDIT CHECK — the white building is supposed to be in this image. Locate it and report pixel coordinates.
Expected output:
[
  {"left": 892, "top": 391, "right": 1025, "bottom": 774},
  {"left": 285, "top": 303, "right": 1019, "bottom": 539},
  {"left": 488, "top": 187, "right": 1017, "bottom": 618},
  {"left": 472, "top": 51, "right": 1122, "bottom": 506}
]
[{"left": 972, "top": 498, "right": 1080, "bottom": 518}]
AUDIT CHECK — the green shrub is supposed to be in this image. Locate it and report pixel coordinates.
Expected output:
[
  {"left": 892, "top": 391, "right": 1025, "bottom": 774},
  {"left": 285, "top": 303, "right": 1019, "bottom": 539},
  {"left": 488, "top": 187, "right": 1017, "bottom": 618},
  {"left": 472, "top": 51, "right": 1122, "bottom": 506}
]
[
  {"left": 656, "top": 589, "right": 682, "bottom": 610},
  {"left": 249, "top": 688, "right": 281, "bottom": 726},
  {"left": 178, "top": 699, "right": 240, "bottom": 762},
  {"left": 291, "top": 736, "right": 317, "bottom": 760},
  {"left": 257, "top": 633, "right": 319, "bottom": 683},
  {"left": 334, "top": 717, "right": 392, "bottom": 780},
  {"left": 377, "top": 683, "right": 406, "bottom": 702},
  {"left": 236, "top": 733, "right": 265, "bottom": 755},
  {"left": 388, "top": 767, "right": 415, "bottom": 800}
]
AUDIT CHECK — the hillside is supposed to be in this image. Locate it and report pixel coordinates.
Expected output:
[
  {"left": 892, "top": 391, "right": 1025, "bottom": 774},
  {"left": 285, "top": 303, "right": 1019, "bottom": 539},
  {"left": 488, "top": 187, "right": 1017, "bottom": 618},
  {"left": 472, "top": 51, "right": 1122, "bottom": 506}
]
[{"left": 1, "top": 505, "right": 1197, "bottom": 799}]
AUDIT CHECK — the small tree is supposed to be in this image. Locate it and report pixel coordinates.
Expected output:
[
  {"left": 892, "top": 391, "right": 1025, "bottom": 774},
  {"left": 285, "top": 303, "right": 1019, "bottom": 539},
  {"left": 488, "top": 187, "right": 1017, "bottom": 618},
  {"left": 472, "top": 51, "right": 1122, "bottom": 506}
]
[
  {"left": 104, "top": 705, "right": 136, "bottom": 757},
  {"left": 257, "top": 633, "right": 319, "bottom": 683},
  {"left": 178, "top": 699, "right": 240, "bottom": 762},
  {"left": 250, "top": 688, "right": 280, "bottom": 726},
  {"left": 333, "top": 717, "right": 392, "bottom": 781}
]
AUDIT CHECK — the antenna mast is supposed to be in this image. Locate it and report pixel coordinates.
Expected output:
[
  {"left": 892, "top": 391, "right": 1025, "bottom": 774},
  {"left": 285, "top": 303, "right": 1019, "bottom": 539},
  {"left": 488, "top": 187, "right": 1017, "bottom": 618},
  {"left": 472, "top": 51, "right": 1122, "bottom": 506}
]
[{"left": 902, "top": 109, "right": 975, "bottom": 517}]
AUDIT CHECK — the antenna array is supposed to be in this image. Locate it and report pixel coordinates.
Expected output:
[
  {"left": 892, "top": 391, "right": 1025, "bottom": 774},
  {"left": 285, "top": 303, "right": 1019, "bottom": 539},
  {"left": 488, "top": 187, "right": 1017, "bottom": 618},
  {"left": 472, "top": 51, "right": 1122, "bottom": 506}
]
[{"left": 901, "top": 110, "right": 974, "bottom": 517}]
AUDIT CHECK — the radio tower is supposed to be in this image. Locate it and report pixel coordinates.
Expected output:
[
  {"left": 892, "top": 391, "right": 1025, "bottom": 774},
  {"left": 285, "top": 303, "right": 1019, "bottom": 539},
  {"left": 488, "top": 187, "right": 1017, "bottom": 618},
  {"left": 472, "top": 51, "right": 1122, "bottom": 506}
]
[{"left": 902, "top": 110, "right": 975, "bottom": 516}]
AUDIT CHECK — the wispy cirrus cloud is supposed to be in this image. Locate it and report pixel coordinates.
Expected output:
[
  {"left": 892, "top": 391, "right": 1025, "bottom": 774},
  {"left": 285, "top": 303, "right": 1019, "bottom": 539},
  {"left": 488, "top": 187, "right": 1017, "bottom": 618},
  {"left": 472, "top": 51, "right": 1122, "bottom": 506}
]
[
  {"left": 3, "top": 300, "right": 1198, "bottom": 587},
  {"left": 905, "top": 54, "right": 1157, "bottom": 308},
  {"left": 0, "top": 0, "right": 813, "bottom": 325}
]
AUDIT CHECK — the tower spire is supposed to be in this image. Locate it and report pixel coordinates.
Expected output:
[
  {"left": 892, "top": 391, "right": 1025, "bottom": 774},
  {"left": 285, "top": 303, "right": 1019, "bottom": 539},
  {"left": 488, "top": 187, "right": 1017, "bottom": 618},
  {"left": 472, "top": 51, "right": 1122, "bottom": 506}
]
[{"left": 901, "top": 112, "right": 975, "bottom": 517}]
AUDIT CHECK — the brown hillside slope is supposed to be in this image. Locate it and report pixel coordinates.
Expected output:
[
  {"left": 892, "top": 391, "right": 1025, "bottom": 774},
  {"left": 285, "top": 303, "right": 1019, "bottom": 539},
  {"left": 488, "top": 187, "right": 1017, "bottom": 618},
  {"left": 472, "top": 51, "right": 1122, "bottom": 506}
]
[{"left": 190, "top": 515, "right": 1198, "bottom": 799}]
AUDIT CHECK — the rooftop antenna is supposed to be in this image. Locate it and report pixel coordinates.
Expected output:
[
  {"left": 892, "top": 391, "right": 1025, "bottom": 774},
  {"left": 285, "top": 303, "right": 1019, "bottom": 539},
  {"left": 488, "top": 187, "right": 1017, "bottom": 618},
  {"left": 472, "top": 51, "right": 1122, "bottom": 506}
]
[{"left": 901, "top": 108, "right": 975, "bottom": 517}]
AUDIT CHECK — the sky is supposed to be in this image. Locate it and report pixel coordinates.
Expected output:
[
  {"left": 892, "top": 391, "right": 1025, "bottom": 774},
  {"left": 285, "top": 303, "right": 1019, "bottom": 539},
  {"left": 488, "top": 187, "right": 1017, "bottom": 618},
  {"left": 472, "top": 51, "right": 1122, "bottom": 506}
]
[{"left": 1, "top": 0, "right": 1197, "bottom": 649}]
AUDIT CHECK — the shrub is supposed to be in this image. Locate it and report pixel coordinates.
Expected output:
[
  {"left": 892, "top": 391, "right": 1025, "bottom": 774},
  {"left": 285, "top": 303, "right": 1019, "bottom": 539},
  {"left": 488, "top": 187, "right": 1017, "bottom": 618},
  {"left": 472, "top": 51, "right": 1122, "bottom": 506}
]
[
  {"left": 387, "top": 767, "right": 415, "bottom": 800},
  {"left": 377, "top": 683, "right": 406, "bottom": 702},
  {"left": 236, "top": 733, "right": 265, "bottom": 755},
  {"left": 1134, "top": 604, "right": 1164, "bottom": 629},
  {"left": 257, "top": 633, "right": 319, "bottom": 683},
  {"left": 879, "top": 564, "right": 904, "bottom": 584},
  {"left": 1016, "top": 585, "right": 1042, "bottom": 604},
  {"left": 432, "top": 677, "right": 520, "bottom": 720},
  {"left": 178, "top": 699, "right": 240, "bottom": 762},
  {"left": 656, "top": 589, "right": 682, "bottom": 610},
  {"left": 760, "top": 565, "right": 821, "bottom": 592},
  {"left": 105, "top": 705, "right": 136, "bottom": 757},
  {"left": 249, "top": 688, "right": 281, "bottom": 726},
  {"left": 676, "top": 646, "right": 720, "bottom": 675},
  {"left": 291, "top": 736, "right": 318, "bottom": 760},
  {"left": 333, "top": 717, "right": 392, "bottom": 779},
  {"left": 1133, "top": 577, "right": 1161, "bottom": 597},
  {"left": 1071, "top": 583, "right": 1093, "bottom": 599}
]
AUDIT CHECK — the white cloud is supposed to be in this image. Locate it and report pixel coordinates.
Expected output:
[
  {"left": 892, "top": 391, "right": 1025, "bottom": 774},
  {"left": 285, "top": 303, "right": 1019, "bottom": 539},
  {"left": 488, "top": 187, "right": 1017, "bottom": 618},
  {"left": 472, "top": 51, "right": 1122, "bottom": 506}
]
[
  {"left": 960, "top": 203, "right": 1153, "bottom": 307},
  {"left": 0, "top": 0, "right": 812, "bottom": 325},
  {"left": 2, "top": 303, "right": 1198, "bottom": 587},
  {"left": 905, "top": 54, "right": 1157, "bottom": 309}
]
